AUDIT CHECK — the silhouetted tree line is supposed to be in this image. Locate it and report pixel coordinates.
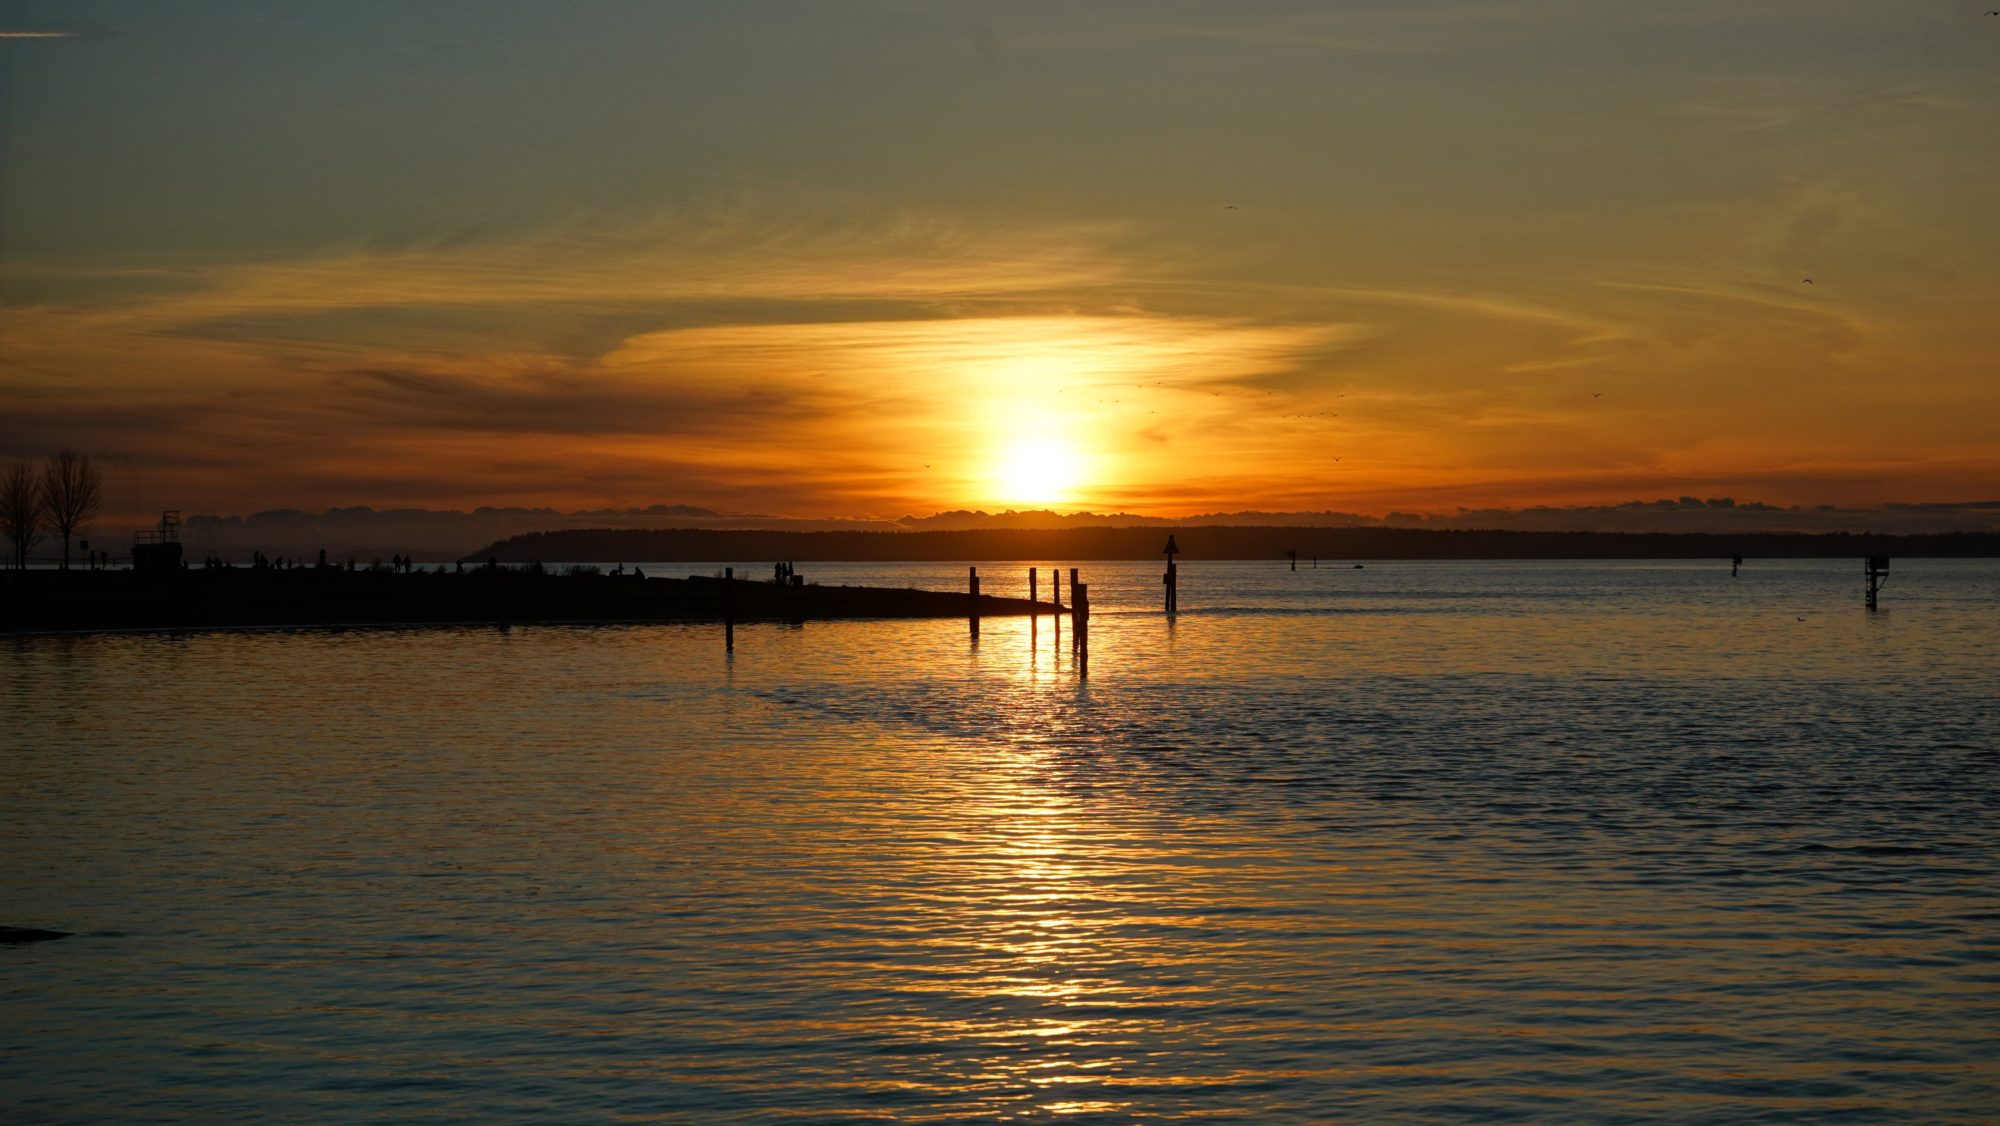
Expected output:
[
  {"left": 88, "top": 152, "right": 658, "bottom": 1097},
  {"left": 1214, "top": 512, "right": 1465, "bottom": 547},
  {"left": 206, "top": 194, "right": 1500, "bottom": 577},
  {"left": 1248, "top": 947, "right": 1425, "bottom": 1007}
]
[
  {"left": 473, "top": 525, "right": 2000, "bottom": 564},
  {"left": 2, "top": 450, "right": 103, "bottom": 570}
]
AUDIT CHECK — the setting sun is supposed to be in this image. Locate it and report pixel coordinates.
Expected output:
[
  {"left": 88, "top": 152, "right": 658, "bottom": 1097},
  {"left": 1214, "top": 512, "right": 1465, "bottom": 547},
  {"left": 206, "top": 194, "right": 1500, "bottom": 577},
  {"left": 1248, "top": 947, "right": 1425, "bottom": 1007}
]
[{"left": 994, "top": 438, "right": 1086, "bottom": 507}]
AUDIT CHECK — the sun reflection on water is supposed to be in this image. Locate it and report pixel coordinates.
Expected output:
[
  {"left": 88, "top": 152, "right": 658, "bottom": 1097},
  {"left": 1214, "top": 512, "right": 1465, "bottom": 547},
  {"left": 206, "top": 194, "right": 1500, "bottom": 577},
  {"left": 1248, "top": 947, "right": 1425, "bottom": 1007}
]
[{"left": 908, "top": 752, "right": 1152, "bottom": 1116}]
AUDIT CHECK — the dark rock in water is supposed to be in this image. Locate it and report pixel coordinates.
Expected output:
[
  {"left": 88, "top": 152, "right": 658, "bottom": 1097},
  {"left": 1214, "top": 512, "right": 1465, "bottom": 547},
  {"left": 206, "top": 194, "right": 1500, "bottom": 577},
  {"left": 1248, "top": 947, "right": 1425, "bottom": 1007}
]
[{"left": 0, "top": 926, "right": 71, "bottom": 944}]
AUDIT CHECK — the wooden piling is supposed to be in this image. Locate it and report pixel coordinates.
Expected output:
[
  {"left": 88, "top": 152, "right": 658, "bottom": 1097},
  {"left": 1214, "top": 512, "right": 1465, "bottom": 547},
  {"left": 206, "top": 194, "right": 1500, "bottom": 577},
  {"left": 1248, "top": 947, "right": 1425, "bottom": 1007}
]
[
  {"left": 969, "top": 565, "right": 981, "bottom": 640},
  {"left": 724, "top": 566, "right": 734, "bottom": 651},
  {"left": 1074, "top": 582, "right": 1090, "bottom": 675},
  {"left": 1050, "top": 564, "right": 1061, "bottom": 642},
  {"left": 1028, "top": 567, "right": 1038, "bottom": 644},
  {"left": 1072, "top": 568, "right": 1088, "bottom": 656},
  {"left": 1865, "top": 556, "right": 1889, "bottom": 610}
]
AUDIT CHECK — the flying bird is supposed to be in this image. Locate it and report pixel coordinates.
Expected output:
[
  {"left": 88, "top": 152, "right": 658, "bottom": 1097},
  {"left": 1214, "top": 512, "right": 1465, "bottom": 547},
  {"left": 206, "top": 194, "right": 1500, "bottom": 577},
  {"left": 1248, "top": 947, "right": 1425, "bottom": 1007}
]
[{"left": 1802, "top": 278, "right": 1814, "bottom": 284}]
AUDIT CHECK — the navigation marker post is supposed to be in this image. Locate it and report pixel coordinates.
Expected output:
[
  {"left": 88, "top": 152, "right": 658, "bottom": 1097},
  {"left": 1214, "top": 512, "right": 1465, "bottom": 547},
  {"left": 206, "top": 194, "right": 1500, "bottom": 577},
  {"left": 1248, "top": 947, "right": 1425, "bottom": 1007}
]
[{"left": 1865, "top": 556, "right": 1889, "bottom": 611}]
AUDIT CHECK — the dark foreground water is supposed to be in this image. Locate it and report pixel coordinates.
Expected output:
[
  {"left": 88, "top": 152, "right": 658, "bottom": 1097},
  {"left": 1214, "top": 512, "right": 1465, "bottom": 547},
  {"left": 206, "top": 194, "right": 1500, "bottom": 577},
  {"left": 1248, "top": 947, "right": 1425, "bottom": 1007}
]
[{"left": 4, "top": 560, "right": 1998, "bottom": 1122}]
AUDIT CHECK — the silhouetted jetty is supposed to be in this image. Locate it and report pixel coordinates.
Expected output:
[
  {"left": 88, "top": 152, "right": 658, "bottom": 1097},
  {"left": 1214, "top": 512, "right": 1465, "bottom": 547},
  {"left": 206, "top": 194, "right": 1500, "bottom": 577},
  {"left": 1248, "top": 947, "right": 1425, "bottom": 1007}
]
[{"left": 0, "top": 567, "right": 1054, "bottom": 635}]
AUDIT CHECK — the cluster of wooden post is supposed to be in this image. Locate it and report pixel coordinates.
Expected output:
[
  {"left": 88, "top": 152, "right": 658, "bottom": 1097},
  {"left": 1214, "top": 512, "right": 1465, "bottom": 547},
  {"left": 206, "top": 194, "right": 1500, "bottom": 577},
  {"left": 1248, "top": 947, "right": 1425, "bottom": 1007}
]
[
  {"left": 1020, "top": 564, "right": 1089, "bottom": 672},
  {"left": 725, "top": 559, "right": 1113, "bottom": 665}
]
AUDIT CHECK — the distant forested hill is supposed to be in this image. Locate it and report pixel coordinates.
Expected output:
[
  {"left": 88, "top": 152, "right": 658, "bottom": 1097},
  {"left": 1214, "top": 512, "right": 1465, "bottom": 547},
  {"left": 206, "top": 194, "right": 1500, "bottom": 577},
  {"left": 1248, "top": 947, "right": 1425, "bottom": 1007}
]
[{"left": 468, "top": 526, "right": 2000, "bottom": 563}]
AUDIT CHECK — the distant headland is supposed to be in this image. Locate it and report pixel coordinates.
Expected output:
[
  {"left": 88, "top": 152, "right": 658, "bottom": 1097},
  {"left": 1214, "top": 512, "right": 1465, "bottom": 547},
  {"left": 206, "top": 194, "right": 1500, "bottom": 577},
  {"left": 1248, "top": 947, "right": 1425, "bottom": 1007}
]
[{"left": 471, "top": 526, "right": 2000, "bottom": 564}]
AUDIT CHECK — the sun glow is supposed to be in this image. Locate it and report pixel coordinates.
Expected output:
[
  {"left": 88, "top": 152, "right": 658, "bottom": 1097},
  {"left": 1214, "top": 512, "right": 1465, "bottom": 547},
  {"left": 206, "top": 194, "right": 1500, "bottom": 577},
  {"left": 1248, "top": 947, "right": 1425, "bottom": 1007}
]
[{"left": 995, "top": 438, "right": 1086, "bottom": 507}]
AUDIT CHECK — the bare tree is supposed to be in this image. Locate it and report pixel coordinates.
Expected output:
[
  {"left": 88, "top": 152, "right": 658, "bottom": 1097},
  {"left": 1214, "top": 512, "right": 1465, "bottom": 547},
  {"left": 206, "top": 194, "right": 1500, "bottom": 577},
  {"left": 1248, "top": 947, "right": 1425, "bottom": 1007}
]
[
  {"left": 1, "top": 460, "right": 43, "bottom": 569},
  {"left": 40, "top": 449, "right": 102, "bottom": 570}
]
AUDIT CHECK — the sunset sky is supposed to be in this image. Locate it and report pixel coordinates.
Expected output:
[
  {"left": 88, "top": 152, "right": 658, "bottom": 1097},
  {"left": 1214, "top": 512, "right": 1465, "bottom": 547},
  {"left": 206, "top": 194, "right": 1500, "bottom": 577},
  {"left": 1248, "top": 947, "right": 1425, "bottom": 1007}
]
[{"left": 3, "top": 1, "right": 1997, "bottom": 523}]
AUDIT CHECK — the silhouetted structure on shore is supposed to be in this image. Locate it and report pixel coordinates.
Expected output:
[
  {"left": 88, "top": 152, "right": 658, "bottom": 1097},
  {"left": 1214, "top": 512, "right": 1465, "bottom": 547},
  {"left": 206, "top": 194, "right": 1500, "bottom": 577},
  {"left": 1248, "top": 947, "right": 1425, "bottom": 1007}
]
[{"left": 130, "top": 511, "right": 183, "bottom": 575}]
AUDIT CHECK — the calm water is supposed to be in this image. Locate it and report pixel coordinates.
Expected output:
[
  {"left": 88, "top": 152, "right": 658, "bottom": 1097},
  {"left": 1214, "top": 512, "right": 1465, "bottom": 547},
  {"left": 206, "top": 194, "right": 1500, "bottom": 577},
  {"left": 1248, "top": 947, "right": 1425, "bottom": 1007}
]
[{"left": 4, "top": 559, "right": 1998, "bottom": 1123}]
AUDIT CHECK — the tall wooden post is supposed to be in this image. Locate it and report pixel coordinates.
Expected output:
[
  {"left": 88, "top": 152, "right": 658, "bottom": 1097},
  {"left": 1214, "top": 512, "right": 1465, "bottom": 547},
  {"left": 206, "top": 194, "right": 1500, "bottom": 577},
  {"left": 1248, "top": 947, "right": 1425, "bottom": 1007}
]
[
  {"left": 1865, "top": 556, "right": 1889, "bottom": 610},
  {"left": 1069, "top": 569, "right": 1080, "bottom": 652},
  {"left": 1050, "top": 564, "right": 1061, "bottom": 643},
  {"left": 1027, "top": 567, "right": 1038, "bottom": 645},
  {"left": 969, "top": 565, "right": 981, "bottom": 640},
  {"left": 723, "top": 566, "right": 734, "bottom": 652},
  {"left": 1074, "top": 582, "right": 1089, "bottom": 675},
  {"left": 1732, "top": 554, "right": 1743, "bottom": 578},
  {"left": 1162, "top": 535, "right": 1180, "bottom": 614}
]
